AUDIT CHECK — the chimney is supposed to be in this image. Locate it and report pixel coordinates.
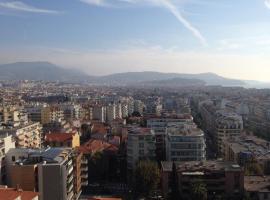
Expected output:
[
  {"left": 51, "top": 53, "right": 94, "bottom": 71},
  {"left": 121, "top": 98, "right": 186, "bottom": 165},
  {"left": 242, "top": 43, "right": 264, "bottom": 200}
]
[{"left": 16, "top": 184, "right": 23, "bottom": 192}]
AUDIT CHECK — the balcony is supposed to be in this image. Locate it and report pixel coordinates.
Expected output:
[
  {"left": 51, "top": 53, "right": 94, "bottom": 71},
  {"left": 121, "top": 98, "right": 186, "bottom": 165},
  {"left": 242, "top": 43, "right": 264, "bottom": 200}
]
[
  {"left": 67, "top": 183, "right": 74, "bottom": 193},
  {"left": 17, "top": 135, "right": 24, "bottom": 140},
  {"left": 67, "top": 191, "right": 74, "bottom": 200},
  {"left": 81, "top": 181, "right": 88, "bottom": 186},
  {"left": 68, "top": 166, "right": 73, "bottom": 175},
  {"left": 81, "top": 159, "right": 88, "bottom": 164},
  {"left": 81, "top": 167, "right": 88, "bottom": 172},
  {"left": 68, "top": 175, "right": 74, "bottom": 184},
  {"left": 67, "top": 160, "right": 73, "bottom": 167},
  {"left": 81, "top": 173, "right": 88, "bottom": 179}
]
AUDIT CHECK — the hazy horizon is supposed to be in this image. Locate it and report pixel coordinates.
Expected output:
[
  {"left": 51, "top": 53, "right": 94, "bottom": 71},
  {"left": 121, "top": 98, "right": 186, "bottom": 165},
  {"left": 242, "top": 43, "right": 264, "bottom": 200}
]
[{"left": 1, "top": 0, "right": 270, "bottom": 81}]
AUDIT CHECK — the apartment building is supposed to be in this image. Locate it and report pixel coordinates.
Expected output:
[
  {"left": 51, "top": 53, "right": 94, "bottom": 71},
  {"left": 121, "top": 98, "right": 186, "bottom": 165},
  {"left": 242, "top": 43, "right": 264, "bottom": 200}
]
[
  {"left": 147, "top": 114, "right": 194, "bottom": 161},
  {"left": 25, "top": 105, "right": 46, "bottom": 123},
  {"left": 127, "top": 127, "right": 156, "bottom": 170},
  {"left": 121, "top": 103, "right": 128, "bottom": 118},
  {"left": 77, "top": 139, "right": 118, "bottom": 188},
  {"left": 165, "top": 124, "right": 206, "bottom": 161},
  {"left": 41, "top": 106, "right": 64, "bottom": 125},
  {"left": 161, "top": 160, "right": 244, "bottom": 199},
  {"left": 5, "top": 148, "right": 81, "bottom": 200},
  {"left": 224, "top": 135, "right": 270, "bottom": 174},
  {"left": 199, "top": 100, "right": 243, "bottom": 156},
  {"left": 0, "top": 122, "right": 42, "bottom": 148},
  {"left": 60, "top": 104, "right": 82, "bottom": 120},
  {"left": 92, "top": 105, "right": 106, "bottom": 123},
  {"left": 115, "top": 103, "right": 122, "bottom": 119},
  {"left": 215, "top": 111, "right": 243, "bottom": 156},
  {"left": 0, "top": 134, "right": 15, "bottom": 184},
  {"left": 133, "top": 100, "right": 144, "bottom": 115},
  {"left": 0, "top": 106, "right": 28, "bottom": 127},
  {"left": 245, "top": 176, "right": 270, "bottom": 200},
  {"left": 106, "top": 104, "right": 116, "bottom": 122}
]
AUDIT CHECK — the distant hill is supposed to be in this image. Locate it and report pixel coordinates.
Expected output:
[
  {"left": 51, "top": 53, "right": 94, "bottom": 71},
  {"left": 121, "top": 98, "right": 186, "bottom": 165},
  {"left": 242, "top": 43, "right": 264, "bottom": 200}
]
[
  {"left": 0, "top": 62, "right": 247, "bottom": 86},
  {"left": 138, "top": 77, "right": 206, "bottom": 87},
  {"left": 0, "top": 62, "right": 89, "bottom": 82},
  {"left": 97, "top": 71, "right": 246, "bottom": 86}
]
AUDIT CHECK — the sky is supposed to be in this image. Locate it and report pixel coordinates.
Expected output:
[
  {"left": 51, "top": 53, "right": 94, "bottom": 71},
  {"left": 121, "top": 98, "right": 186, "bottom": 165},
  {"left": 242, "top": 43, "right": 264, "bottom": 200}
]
[{"left": 0, "top": 0, "right": 270, "bottom": 81}]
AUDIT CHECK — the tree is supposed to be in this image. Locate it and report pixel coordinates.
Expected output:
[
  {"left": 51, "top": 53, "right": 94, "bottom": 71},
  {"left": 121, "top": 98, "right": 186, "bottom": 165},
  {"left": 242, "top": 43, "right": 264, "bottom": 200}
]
[
  {"left": 133, "top": 160, "right": 160, "bottom": 198},
  {"left": 191, "top": 180, "right": 207, "bottom": 200},
  {"left": 169, "top": 162, "right": 180, "bottom": 200},
  {"left": 131, "top": 111, "right": 141, "bottom": 117},
  {"left": 244, "top": 158, "right": 264, "bottom": 176}
]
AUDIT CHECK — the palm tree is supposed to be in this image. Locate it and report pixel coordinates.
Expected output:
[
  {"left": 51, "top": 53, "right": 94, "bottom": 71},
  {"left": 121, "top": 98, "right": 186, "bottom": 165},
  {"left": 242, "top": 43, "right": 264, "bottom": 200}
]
[{"left": 191, "top": 180, "right": 207, "bottom": 200}]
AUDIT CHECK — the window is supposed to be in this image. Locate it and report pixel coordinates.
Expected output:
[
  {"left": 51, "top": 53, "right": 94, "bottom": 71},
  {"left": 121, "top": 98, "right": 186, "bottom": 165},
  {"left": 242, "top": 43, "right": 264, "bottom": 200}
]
[
  {"left": 139, "top": 136, "right": 144, "bottom": 141},
  {"left": 12, "top": 156, "right": 15, "bottom": 162}
]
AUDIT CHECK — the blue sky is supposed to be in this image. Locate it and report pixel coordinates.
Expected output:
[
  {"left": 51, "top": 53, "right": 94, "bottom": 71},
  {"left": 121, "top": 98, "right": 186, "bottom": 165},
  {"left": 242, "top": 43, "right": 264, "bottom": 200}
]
[{"left": 0, "top": 0, "right": 270, "bottom": 81}]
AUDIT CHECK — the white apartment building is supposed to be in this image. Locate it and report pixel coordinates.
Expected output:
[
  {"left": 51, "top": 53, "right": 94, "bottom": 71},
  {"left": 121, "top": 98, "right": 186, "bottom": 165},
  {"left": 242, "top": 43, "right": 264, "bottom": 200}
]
[
  {"left": 115, "top": 103, "right": 122, "bottom": 119},
  {"left": 147, "top": 115, "right": 195, "bottom": 161},
  {"left": 127, "top": 100, "right": 134, "bottom": 116},
  {"left": 127, "top": 127, "right": 156, "bottom": 170},
  {"left": 166, "top": 124, "right": 206, "bottom": 162},
  {"left": 121, "top": 103, "right": 129, "bottom": 118},
  {"left": 106, "top": 104, "right": 116, "bottom": 122},
  {"left": 134, "top": 100, "right": 144, "bottom": 115},
  {"left": 215, "top": 110, "right": 243, "bottom": 156},
  {"left": 92, "top": 105, "right": 106, "bottom": 122},
  {"left": 0, "top": 134, "right": 15, "bottom": 184}
]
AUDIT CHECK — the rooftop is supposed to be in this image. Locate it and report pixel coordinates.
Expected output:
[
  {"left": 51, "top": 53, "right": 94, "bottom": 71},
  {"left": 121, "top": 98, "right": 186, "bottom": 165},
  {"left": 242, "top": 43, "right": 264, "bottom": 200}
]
[
  {"left": 45, "top": 132, "right": 76, "bottom": 142},
  {"left": 244, "top": 176, "right": 270, "bottom": 192},
  {"left": 227, "top": 135, "right": 270, "bottom": 159},
  {"left": 166, "top": 124, "right": 204, "bottom": 137},
  {"left": 161, "top": 160, "right": 242, "bottom": 173},
  {"left": 77, "top": 139, "right": 118, "bottom": 154},
  {"left": 0, "top": 188, "right": 39, "bottom": 200},
  {"left": 8, "top": 147, "right": 72, "bottom": 165},
  {"left": 128, "top": 127, "right": 154, "bottom": 135}
]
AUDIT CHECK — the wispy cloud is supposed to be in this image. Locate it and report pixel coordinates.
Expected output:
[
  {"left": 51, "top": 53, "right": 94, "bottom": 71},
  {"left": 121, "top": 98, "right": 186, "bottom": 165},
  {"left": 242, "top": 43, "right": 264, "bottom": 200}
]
[
  {"left": 265, "top": 0, "right": 270, "bottom": 9},
  {"left": 0, "top": 1, "right": 61, "bottom": 14},
  {"left": 79, "top": 0, "right": 207, "bottom": 46},
  {"left": 156, "top": 0, "right": 207, "bottom": 46},
  {"left": 80, "top": 0, "right": 107, "bottom": 6}
]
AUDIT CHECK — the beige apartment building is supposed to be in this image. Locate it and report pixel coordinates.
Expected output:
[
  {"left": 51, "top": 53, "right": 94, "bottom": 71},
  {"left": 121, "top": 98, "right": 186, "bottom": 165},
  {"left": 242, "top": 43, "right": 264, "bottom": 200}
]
[
  {"left": 6, "top": 148, "right": 81, "bottom": 200},
  {"left": 0, "top": 122, "right": 42, "bottom": 148}
]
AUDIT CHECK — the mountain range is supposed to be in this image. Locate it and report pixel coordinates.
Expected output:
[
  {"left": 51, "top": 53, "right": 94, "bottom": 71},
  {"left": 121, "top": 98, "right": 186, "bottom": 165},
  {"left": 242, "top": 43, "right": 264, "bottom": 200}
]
[{"left": 0, "top": 61, "right": 267, "bottom": 88}]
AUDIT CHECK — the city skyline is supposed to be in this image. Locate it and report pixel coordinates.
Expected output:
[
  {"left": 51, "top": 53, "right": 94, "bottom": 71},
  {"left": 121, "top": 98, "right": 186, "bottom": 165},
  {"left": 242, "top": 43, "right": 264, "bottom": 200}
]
[{"left": 1, "top": 0, "right": 270, "bottom": 81}]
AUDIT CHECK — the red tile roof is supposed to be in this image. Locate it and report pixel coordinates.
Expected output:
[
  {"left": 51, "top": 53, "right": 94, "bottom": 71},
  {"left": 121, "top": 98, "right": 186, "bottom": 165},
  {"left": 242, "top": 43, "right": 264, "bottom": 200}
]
[
  {"left": 0, "top": 188, "right": 39, "bottom": 200},
  {"left": 77, "top": 139, "right": 118, "bottom": 154},
  {"left": 45, "top": 132, "right": 75, "bottom": 142}
]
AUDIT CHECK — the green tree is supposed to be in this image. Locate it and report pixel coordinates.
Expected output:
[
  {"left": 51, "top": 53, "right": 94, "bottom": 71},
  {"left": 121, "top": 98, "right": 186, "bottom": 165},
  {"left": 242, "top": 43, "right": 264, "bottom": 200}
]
[
  {"left": 133, "top": 160, "right": 160, "bottom": 198},
  {"left": 243, "top": 192, "right": 252, "bottom": 200},
  {"left": 131, "top": 111, "right": 141, "bottom": 117},
  {"left": 244, "top": 159, "right": 264, "bottom": 176},
  {"left": 191, "top": 180, "right": 207, "bottom": 200}
]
